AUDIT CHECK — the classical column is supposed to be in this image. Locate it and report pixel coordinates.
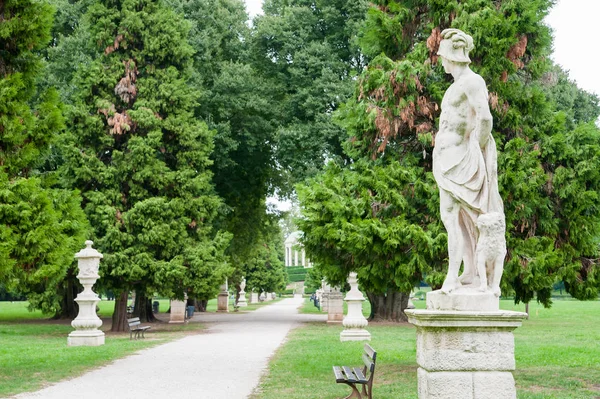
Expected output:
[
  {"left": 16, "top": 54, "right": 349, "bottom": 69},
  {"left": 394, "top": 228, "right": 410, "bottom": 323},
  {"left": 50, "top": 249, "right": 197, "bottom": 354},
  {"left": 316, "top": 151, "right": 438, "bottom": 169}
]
[
  {"left": 238, "top": 277, "right": 248, "bottom": 307},
  {"left": 68, "top": 241, "right": 105, "bottom": 346},
  {"left": 327, "top": 286, "right": 344, "bottom": 324},
  {"left": 294, "top": 250, "right": 299, "bottom": 266},
  {"left": 340, "top": 272, "right": 370, "bottom": 342},
  {"left": 301, "top": 249, "right": 306, "bottom": 267},
  {"left": 217, "top": 279, "right": 229, "bottom": 312}
]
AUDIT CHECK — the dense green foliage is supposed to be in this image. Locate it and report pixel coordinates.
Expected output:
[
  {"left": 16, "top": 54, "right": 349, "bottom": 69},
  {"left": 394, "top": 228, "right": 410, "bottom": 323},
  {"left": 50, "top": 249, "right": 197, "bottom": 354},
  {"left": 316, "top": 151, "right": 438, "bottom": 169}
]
[
  {"left": 298, "top": 0, "right": 600, "bottom": 316},
  {"left": 286, "top": 266, "right": 308, "bottom": 283},
  {"left": 251, "top": 0, "right": 370, "bottom": 190},
  {"left": 0, "top": 0, "right": 89, "bottom": 314},
  {"left": 57, "top": 0, "right": 230, "bottom": 325}
]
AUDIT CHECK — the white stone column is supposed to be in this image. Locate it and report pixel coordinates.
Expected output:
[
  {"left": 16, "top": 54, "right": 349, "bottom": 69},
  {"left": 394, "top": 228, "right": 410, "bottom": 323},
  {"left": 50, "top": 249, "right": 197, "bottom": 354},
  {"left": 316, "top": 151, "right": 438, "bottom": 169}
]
[
  {"left": 405, "top": 307, "right": 527, "bottom": 399},
  {"left": 68, "top": 241, "right": 105, "bottom": 346},
  {"left": 217, "top": 279, "right": 229, "bottom": 312},
  {"left": 327, "top": 286, "right": 344, "bottom": 324},
  {"left": 294, "top": 250, "right": 299, "bottom": 266},
  {"left": 340, "top": 272, "right": 370, "bottom": 342},
  {"left": 238, "top": 277, "right": 248, "bottom": 307},
  {"left": 169, "top": 298, "right": 186, "bottom": 323},
  {"left": 301, "top": 249, "right": 306, "bottom": 267},
  {"left": 284, "top": 246, "right": 289, "bottom": 266}
]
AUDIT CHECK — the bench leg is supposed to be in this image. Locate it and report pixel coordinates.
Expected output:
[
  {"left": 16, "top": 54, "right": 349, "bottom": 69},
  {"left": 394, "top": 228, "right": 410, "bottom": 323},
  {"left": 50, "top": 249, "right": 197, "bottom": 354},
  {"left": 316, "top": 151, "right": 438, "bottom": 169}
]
[{"left": 342, "top": 383, "right": 362, "bottom": 399}]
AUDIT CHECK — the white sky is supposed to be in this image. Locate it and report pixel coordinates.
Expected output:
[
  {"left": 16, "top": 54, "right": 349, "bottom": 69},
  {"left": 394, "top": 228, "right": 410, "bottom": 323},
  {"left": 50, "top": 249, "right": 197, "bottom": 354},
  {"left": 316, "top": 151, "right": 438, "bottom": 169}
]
[{"left": 244, "top": 0, "right": 599, "bottom": 96}]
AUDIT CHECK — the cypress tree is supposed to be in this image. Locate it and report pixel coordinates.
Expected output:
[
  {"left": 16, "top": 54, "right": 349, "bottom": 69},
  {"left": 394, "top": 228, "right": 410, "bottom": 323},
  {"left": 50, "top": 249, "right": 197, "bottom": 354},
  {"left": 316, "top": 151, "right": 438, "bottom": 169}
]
[
  {"left": 298, "top": 0, "right": 600, "bottom": 320},
  {"left": 0, "top": 0, "right": 89, "bottom": 315},
  {"left": 59, "top": 0, "right": 230, "bottom": 329}
]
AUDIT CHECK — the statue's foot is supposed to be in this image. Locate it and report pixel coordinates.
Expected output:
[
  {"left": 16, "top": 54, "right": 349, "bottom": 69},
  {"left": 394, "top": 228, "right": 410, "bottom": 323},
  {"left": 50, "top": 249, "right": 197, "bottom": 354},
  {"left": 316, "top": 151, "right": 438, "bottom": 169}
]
[
  {"left": 492, "top": 286, "right": 501, "bottom": 297},
  {"left": 478, "top": 284, "right": 487, "bottom": 293},
  {"left": 458, "top": 273, "right": 473, "bottom": 285},
  {"left": 441, "top": 278, "right": 459, "bottom": 294}
]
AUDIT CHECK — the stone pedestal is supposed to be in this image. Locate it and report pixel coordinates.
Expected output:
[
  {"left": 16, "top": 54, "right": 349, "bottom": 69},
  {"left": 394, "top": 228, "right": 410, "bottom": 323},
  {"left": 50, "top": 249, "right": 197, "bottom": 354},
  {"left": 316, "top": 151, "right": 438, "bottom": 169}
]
[
  {"left": 217, "top": 281, "right": 229, "bottom": 312},
  {"left": 405, "top": 291, "right": 527, "bottom": 399},
  {"left": 169, "top": 299, "right": 186, "bottom": 323},
  {"left": 238, "top": 278, "right": 248, "bottom": 307},
  {"left": 250, "top": 292, "right": 259, "bottom": 304},
  {"left": 340, "top": 272, "right": 370, "bottom": 342},
  {"left": 68, "top": 241, "right": 105, "bottom": 347},
  {"left": 327, "top": 287, "right": 344, "bottom": 324}
]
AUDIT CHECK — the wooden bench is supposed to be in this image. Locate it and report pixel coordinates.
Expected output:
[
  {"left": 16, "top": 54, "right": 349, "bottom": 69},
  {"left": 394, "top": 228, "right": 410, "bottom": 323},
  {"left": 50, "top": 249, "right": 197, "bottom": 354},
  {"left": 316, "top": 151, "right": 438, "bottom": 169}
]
[
  {"left": 333, "top": 344, "right": 376, "bottom": 399},
  {"left": 127, "top": 317, "right": 151, "bottom": 340}
]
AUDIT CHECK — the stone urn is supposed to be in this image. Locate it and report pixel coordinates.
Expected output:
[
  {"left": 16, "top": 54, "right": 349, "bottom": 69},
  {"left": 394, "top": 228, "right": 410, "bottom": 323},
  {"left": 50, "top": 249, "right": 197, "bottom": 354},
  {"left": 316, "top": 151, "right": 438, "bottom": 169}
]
[
  {"left": 68, "top": 241, "right": 105, "bottom": 346},
  {"left": 340, "top": 272, "right": 370, "bottom": 342}
]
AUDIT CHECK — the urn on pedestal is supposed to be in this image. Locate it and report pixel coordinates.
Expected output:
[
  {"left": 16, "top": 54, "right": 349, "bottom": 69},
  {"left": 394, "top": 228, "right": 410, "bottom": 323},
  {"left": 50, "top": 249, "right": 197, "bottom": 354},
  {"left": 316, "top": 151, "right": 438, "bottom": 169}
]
[
  {"left": 340, "top": 272, "right": 370, "bottom": 342},
  {"left": 68, "top": 241, "right": 105, "bottom": 346}
]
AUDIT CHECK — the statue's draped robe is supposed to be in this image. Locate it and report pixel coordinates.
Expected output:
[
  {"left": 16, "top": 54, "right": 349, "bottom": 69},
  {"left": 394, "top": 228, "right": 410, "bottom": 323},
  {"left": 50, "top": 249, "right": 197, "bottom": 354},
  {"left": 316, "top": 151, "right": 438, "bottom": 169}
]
[{"left": 433, "top": 104, "right": 503, "bottom": 280}]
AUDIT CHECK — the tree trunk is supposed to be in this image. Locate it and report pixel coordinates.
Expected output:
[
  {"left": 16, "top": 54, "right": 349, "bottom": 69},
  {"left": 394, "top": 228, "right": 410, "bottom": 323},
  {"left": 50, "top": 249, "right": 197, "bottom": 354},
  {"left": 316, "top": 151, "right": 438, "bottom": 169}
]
[
  {"left": 197, "top": 299, "right": 208, "bottom": 312},
  {"left": 111, "top": 291, "right": 128, "bottom": 332},
  {"left": 366, "top": 290, "right": 410, "bottom": 322},
  {"left": 53, "top": 275, "right": 80, "bottom": 319},
  {"left": 134, "top": 291, "right": 156, "bottom": 322}
]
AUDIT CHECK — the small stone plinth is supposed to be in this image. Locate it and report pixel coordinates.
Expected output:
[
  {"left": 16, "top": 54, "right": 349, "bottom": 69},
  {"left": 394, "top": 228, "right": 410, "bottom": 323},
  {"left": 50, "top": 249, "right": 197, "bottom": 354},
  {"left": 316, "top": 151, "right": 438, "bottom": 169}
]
[
  {"left": 250, "top": 292, "right": 259, "bottom": 303},
  {"left": 427, "top": 288, "right": 499, "bottom": 311},
  {"left": 327, "top": 289, "right": 344, "bottom": 324},
  {"left": 68, "top": 331, "right": 105, "bottom": 347},
  {"left": 405, "top": 309, "right": 527, "bottom": 399},
  {"left": 217, "top": 292, "right": 229, "bottom": 312},
  {"left": 169, "top": 299, "right": 186, "bottom": 323}
]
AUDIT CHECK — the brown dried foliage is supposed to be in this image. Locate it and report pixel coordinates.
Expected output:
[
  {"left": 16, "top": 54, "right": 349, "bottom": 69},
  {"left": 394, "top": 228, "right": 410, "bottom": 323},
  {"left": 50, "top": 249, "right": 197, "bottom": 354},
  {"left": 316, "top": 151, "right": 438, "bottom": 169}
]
[
  {"left": 98, "top": 104, "right": 132, "bottom": 135},
  {"left": 115, "top": 59, "right": 138, "bottom": 103},
  {"left": 105, "top": 34, "right": 124, "bottom": 55},
  {"left": 426, "top": 27, "right": 442, "bottom": 64},
  {"left": 507, "top": 35, "right": 528, "bottom": 69},
  {"left": 365, "top": 72, "right": 438, "bottom": 156},
  {"left": 488, "top": 92, "right": 509, "bottom": 115}
]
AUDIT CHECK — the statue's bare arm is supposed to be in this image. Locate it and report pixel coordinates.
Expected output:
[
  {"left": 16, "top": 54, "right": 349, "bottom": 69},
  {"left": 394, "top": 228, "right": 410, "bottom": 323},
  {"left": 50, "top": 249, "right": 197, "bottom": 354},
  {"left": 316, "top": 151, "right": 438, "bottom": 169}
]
[{"left": 464, "top": 75, "right": 493, "bottom": 148}]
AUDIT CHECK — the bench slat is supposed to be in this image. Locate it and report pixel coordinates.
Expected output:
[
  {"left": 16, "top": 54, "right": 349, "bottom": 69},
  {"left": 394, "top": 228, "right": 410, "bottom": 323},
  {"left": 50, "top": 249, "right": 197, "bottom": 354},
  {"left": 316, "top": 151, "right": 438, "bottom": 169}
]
[
  {"left": 364, "top": 343, "right": 376, "bottom": 361},
  {"left": 342, "top": 366, "right": 358, "bottom": 383},
  {"left": 352, "top": 367, "right": 368, "bottom": 383},
  {"left": 333, "top": 366, "right": 346, "bottom": 383},
  {"left": 362, "top": 353, "right": 375, "bottom": 372}
]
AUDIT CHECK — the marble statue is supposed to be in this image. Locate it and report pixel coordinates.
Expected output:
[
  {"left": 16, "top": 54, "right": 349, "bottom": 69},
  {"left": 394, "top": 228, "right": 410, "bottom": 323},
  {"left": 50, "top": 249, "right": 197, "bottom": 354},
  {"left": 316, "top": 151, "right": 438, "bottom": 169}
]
[{"left": 433, "top": 28, "right": 506, "bottom": 295}]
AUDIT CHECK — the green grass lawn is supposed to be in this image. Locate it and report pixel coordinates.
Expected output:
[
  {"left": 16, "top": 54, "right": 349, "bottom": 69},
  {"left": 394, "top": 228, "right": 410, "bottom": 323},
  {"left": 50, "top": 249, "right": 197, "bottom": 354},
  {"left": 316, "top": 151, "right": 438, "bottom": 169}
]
[
  {"left": 0, "top": 296, "right": 272, "bottom": 397},
  {"left": 253, "top": 299, "right": 600, "bottom": 399}
]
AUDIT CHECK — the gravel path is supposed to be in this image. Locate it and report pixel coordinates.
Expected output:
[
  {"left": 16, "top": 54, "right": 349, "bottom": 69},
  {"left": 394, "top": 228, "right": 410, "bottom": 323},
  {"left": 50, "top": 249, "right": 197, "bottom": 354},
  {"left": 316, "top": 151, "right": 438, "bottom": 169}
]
[{"left": 14, "top": 296, "right": 326, "bottom": 399}]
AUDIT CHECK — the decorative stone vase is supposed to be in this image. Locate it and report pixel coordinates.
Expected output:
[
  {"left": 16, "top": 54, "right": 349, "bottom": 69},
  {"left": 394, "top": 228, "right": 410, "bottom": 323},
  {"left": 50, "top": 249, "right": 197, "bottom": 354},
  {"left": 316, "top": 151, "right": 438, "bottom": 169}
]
[
  {"left": 340, "top": 272, "right": 370, "bottom": 342},
  {"left": 238, "top": 277, "right": 248, "bottom": 307},
  {"left": 68, "top": 241, "right": 105, "bottom": 346}
]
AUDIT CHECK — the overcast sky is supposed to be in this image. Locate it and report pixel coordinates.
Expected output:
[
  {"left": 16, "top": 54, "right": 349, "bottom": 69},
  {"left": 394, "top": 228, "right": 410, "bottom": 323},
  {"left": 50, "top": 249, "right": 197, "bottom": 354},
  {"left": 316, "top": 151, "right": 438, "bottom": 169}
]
[{"left": 243, "top": 0, "right": 600, "bottom": 96}]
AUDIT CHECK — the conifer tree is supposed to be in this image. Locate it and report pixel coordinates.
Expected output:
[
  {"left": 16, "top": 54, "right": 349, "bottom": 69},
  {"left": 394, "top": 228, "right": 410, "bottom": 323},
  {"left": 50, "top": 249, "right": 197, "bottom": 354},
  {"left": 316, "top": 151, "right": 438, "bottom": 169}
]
[
  {"left": 298, "top": 0, "right": 600, "bottom": 320},
  {"left": 0, "top": 0, "right": 89, "bottom": 315},
  {"left": 59, "top": 0, "right": 230, "bottom": 329}
]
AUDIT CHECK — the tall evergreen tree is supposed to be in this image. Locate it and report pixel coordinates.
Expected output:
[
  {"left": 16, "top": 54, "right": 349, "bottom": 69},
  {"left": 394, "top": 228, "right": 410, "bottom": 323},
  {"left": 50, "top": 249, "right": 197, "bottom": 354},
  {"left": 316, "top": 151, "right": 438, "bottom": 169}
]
[
  {"left": 298, "top": 0, "right": 600, "bottom": 320},
  {"left": 0, "top": 0, "right": 89, "bottom": 315},
  {"left": 59, "top": 0, "right": 230, "bottom": 330},
  {"left": 252, "top": 0, "right": 370, "bottom": 190},
  {"left": 167, "top": 0, "right": 285, "bottom": 293}
]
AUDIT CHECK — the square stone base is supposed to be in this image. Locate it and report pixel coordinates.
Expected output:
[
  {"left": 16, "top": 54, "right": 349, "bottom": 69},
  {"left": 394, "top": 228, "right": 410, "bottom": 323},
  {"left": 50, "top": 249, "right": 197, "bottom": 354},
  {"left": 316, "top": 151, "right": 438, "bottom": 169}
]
[
  {"left": 418, "top": 369, "right": 517, "bottom": 399},
  {"left": 340, "top": 329, "right": 371, "bottom": 342},
  {"left": 217, "top": 293, "right": 229, "bottom": 312},
  {"left": 406, "top": 309, "right": 526, "bottom": 399},
  {"left": 68, "top": 331, "right": 105, "bottom": 346}
]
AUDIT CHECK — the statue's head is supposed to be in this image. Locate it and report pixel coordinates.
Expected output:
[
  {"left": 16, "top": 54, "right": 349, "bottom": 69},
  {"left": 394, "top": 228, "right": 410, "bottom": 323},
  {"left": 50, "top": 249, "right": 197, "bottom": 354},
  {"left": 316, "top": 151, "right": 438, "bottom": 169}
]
[{"left": 437, "top": 28, "right": 474, "bottom": 64}]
